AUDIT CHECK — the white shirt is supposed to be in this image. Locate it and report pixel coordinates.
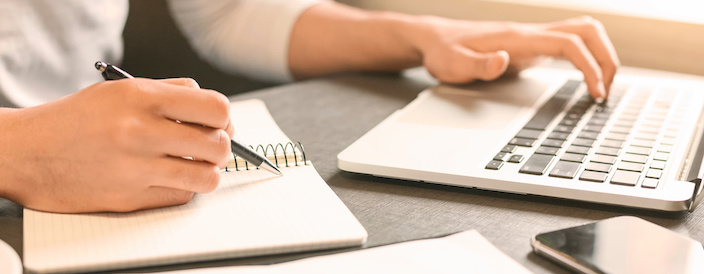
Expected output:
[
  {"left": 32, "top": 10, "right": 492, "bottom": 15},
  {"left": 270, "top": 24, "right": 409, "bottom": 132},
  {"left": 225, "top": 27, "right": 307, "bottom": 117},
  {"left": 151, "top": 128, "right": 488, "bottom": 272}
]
[{"left": 0, "top": 0, "right": 320, "bottom": 108}]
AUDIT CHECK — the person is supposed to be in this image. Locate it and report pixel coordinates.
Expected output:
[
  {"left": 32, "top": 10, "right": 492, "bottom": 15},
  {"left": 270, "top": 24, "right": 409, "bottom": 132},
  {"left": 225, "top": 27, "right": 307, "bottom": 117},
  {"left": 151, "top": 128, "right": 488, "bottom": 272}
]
[{"left": 0, "top": 0, "right": 619, "bottom": 213}]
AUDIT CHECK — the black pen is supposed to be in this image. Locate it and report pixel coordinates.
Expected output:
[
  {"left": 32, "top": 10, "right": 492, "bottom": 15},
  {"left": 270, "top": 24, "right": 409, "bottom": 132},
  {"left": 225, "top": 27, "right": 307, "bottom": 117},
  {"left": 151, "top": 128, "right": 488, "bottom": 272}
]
[{"left": 94, "top": 61, "right": 282, "bottom": 176}]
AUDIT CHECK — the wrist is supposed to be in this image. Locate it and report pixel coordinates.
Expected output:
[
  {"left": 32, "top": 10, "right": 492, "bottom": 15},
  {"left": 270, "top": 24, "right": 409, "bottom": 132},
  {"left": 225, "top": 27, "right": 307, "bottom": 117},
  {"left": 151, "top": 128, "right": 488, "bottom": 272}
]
[
  {"left": 289, "top": 3, "right": 425, "bottom": 79},
  {"left": 0, "top": 107, "right": 37, "bottom": 205},
  {"left": 367, "top": 10, "right": 425, "bottom": 68}
]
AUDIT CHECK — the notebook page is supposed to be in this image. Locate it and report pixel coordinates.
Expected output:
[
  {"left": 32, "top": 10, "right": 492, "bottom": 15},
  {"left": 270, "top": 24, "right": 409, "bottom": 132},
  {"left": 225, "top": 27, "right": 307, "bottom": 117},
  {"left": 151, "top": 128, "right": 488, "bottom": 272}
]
[{"left": 23, "top": 99, "right": 367, "bottom": 273}]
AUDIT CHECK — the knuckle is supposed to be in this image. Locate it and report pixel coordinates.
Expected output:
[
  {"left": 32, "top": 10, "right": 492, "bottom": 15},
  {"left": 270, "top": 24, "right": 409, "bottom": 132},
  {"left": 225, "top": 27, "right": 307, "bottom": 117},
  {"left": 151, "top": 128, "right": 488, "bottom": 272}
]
[
  {"left": 604, "top": 61, "right": 619, "bottom": 73},
  {"left": 578, "top": 15, "right": 597, "bottom": 24},
  {"left": 113, "top": 115, "right": 150, "bottom": 148},
  {"left": 214, "top": 92, "right": 231, "bottom": 115},
  {"left": 164, "top": 190, "right": 194, "bottom": 206},
  {"left": 561, "top": 33, "right": 584, "bottom": 46},
  {"left": 206, "top": 90, "right": 231, "bottom": 127},
  {"left": 183, "top": 78, "right": 200, "bottom": 89},
  {"left": 216, "top": 130, "right": 232, "bottom": 166},
  {"left": 198, "top": 166, "right": 221, "bottom": 193}
]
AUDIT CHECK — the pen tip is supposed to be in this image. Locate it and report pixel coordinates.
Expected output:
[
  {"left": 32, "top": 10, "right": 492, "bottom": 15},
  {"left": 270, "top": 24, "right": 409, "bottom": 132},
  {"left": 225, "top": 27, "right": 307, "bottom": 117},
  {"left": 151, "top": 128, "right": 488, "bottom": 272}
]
[{"left": 259, "top": 161, "right": 283, "bottom": 176}]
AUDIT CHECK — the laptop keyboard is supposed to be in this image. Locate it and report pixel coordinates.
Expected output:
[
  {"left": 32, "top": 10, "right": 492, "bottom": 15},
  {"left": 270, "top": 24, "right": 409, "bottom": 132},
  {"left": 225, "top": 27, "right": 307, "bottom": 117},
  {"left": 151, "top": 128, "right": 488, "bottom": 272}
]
[{"left": 486, "top": 80, "right": 684, "bottom": 189}]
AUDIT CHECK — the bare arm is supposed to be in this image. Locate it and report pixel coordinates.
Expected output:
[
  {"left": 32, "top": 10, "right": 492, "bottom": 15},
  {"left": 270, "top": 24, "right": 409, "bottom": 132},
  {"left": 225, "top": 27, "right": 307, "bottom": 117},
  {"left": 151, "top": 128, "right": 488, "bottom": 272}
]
[{"left": 289, "top": 2, "right": 619, "bottom": 99}]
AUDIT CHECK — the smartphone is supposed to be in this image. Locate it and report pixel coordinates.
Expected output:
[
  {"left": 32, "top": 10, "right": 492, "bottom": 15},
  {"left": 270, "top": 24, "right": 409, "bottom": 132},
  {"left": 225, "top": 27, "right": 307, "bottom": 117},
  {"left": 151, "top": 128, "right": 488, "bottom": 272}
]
[{"left": 531, "top": 216, "right": 704, "bottom": 274}]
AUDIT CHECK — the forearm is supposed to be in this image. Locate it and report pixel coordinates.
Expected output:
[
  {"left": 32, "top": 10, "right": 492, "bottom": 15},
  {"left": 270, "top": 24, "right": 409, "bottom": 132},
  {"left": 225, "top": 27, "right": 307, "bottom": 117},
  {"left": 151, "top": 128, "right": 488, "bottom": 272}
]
[{"left": 288, "top": 2, "right": 422, "bottom": 80}]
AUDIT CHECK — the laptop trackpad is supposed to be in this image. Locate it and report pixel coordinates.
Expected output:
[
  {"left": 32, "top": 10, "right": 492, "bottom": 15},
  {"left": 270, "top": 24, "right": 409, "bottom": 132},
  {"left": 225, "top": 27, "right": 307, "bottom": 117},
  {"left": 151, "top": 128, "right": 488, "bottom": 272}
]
[{"left": 397, "top": 78, "right": 550, "bottom": 130}]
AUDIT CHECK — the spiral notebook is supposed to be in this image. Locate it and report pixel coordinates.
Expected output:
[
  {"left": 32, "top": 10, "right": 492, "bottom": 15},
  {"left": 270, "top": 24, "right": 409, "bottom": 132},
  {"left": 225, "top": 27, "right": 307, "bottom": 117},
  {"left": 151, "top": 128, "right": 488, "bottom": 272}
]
[{"left": 23, "top": 99, "right": 368, "bottom": 273}]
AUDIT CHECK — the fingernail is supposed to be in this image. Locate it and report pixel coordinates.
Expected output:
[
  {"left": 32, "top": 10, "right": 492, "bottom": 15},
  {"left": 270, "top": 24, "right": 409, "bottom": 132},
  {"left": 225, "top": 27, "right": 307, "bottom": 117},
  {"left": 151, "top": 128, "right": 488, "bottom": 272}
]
[
  {"left": 597, "top": 81, "right": 607, "bottom": 99},
  {"left": 486, "top": 51, "right": 509, "bottom": 75}
]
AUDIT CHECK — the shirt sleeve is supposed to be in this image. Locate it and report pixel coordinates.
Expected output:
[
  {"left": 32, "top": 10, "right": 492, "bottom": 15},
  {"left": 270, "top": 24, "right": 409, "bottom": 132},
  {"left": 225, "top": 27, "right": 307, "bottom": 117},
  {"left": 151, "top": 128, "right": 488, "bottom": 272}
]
[{"left": 167, "top": 0, "right": 322, "bottom": 83}]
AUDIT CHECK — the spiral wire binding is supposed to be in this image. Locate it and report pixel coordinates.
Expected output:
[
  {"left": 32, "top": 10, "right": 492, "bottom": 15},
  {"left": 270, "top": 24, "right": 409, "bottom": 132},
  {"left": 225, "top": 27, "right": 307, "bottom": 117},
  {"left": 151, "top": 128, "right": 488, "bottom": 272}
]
[{"left": 226, "top": 141, "right": 307, "bottom": 172}]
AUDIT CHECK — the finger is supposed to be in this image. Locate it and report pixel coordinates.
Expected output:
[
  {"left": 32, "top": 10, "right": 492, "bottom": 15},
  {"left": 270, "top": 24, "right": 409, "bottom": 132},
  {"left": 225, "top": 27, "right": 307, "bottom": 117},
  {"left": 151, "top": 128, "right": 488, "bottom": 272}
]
[
  {"left": 546, "top": 17, "right": 620, "bottom": 96},
  {"left": 224, "top": 119, "right": 235, "bottom": 139},
  {"left": 531, "top": 31, "right": 606, "bottom": 99},
  {"left": 147, "top": 156, "right": 222, "bottom": 194},
  {"left": 143, "top": 80, "right": 231, "bottom": 131},
  {"left": 156, "top": 77, "right": 201, "bottom": 89},
  {"left": 128, "top": 186, "right": 196, "bottom": 212},
  {"left": 148, "top": 120, "right": 231, "bottom": 166},
  {"left": 427, "top": 46, "right": 509, "bottom": 83}
]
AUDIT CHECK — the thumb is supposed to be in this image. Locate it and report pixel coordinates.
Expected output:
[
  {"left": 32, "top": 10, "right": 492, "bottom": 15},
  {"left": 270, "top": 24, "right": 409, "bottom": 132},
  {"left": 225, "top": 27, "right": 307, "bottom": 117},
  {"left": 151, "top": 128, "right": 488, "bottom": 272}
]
[
  {"left": 426, "top": 46, "right": 509, "bottom": 83},
  {"left": 463, "top": 49, "right": 509, "bottom": 81}
]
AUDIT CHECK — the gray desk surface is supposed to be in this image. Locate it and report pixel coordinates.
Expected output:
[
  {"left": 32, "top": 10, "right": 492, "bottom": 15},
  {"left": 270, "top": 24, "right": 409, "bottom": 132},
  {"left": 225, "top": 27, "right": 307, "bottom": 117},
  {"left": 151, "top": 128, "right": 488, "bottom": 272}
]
[{"left": 2, "top": 69, "right": 704, "bottom": 273}]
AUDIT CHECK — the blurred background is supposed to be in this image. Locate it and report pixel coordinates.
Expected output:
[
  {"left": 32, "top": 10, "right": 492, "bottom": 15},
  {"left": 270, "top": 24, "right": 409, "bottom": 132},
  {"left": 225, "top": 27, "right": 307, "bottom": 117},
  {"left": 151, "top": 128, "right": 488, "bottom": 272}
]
[{"left": 123, "top": 0, "right": 704, "bottom": 94}]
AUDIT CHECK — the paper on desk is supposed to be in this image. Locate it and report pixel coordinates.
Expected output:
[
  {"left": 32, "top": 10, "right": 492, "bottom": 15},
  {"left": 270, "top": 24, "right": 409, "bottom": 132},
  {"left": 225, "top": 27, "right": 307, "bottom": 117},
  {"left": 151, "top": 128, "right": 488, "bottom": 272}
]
[{"left": 162, "top": 230, "right": 532, "bottom": 274}]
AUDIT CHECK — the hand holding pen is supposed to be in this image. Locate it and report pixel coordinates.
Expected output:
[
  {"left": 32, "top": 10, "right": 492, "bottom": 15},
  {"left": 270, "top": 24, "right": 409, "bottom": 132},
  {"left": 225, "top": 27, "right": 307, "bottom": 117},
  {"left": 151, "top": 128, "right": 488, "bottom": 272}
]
[
  {"left": 95, "top": 62, "right": 281, "bottom": 175},
  {"left": 13, "top": 62, "right": 241, "bottom": 213}
]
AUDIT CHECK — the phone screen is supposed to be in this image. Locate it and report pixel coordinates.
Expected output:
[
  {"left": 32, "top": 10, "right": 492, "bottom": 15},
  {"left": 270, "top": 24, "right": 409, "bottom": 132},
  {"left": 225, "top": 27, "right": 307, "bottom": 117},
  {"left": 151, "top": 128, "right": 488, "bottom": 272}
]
[{"left": 532, "top": 216, "right": 704, "bottom": 274}]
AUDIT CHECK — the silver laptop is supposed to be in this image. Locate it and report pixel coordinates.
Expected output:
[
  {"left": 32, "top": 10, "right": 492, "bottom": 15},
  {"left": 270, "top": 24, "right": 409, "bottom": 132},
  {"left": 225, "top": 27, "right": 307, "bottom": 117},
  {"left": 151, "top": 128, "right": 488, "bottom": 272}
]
[{"left": 338, "top": 66, "right": 704, "bottom": 212}]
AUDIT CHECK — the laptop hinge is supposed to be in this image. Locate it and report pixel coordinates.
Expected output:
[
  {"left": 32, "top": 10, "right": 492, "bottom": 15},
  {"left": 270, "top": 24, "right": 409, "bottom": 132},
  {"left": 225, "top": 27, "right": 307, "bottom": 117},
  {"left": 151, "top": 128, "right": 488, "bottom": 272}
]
[
  {"left": 684, "top": 103, "right": 704, "bottom": 211},
  {"left": 688, "top": 179, "right": 704, "bottom": 212}
]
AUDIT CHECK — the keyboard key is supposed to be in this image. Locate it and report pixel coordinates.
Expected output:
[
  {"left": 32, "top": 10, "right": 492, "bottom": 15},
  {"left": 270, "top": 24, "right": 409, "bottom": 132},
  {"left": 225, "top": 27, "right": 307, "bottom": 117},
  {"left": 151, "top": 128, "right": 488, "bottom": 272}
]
[
  {"left": 572, "top": 138, "right": 595, "bottom": 147},
  {"left": 641, "top": 178, "right": 659, "bottom": 188},
  {"left": 583, "top": 125, "right": 604, "bottom": 132},
  {"left": 493, "top": 152, "right": 510, "bottom": 161},
  {"left": 650, "top": 160, "right": 666, "bottom": 170},
  {"left": 509, "top": 137, "right": 537, "bottom": 147},
  {"left": 610, "top": 170, "right": 641, "bottom": 186},
  {"left": 661, "top": 138, "right": 676, "bottom": 145},
  {"left": 653, "top": 152, "right": 669, "bottom": 161},
  {"left": 508, "top": 154, "right": 524, "bottom": 163},
  {"left": 566, "top": 146, "right": 591, "bottom": 155},
  {"left": 618, "top": 162, "right": 644, "bottom": 172},
  {"left": 630, "top": 139, "right": 655, "bottom": 148},
  {"left": 577, "top": 131, "right": 599, "bottom": 140},
  {"left": 585, "top": 162, "right": 612, "bottom": 173},
  {"left": 524, "top": 82, "right": 580, "bottom": 130},
  {"left": 559, "top": 118, "right": 580, "bottom": 126},
  {"left": 595, "top": 147, "right": 620, "bottom": 156},
  {"left": 646, "top": 169, "right": 662, "bottom": 179},
  {"left": 622, "top": 154, "right": 648, "bottom": 164},
  {"left": 547, "top": 132, "right": 570, "bottom": 140},
  {"left": 554, "top": 125, "right": 576, "bottom": 133},
  {"left": 486, "top": 160, "right": 504, "bottom": 170},
  {"left": 600, "top": 140, "right": 624, "bottom": 149},
  {"left": 626, "top": 146, "right": 651, "bottom": 156},
  {"left": 549, "top": 161, "right": 582, "bottom": 179},
  {"left": 516, "top": 128, "right": 544, "bottom": 140},
  {"left": 535, "top": 146, "right": 560, "bottom": 155},
  {"left": 520, "top": 154, "right": 555, "bottom": 175},
  {"left": 605, "top": 132, "right": 628, "bottom": 141},
  {"left": 613, "top": 119, "right": 636, "bottom": 127},
  {"left": 580, "top": 170, "right": 608, "bottom": 182},
  {"left": 501, "top": 145, "right": 517, "bottom": 153},
  {"left": 657, "top": 145, "right": 673, "bottom": 153},
  {"left": 638, "top": 127, "right": 660, "bottom": 134},
  {"left": 610, "top": 126, "right": 632, "bottom": 134},
  {"left": 564, "top": 112, "right": 583, "bottom": 120},
  {"left": 633, "top": 133, "right": 658, "bottom": 141},
  {"left": 590, "top": 154, "right": 617, "bottom": 165},
  {"left": 542, "top": 139, "right": 565, "bottom": 148},
  {"left": 561, "top": 153, "right": 586, "bottom": 163},
  {"left": 588, "top": 118, "right": 608, "bottom": 126}
]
